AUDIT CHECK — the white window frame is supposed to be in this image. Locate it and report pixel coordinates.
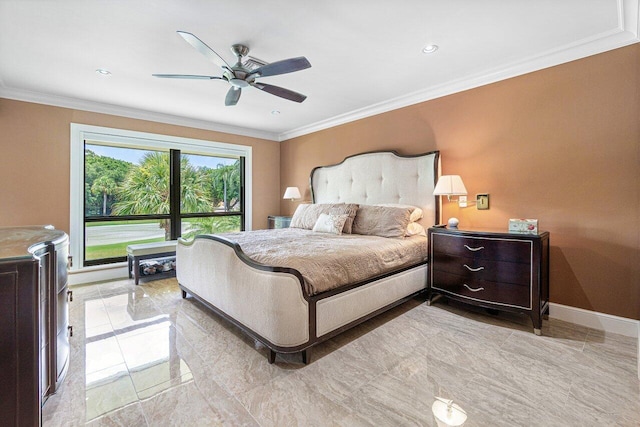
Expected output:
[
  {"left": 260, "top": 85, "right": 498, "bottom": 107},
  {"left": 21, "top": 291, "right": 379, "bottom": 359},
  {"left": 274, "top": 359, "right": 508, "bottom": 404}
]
[{"left": 70, "top": 123, "right": 252, "bottom": 273}]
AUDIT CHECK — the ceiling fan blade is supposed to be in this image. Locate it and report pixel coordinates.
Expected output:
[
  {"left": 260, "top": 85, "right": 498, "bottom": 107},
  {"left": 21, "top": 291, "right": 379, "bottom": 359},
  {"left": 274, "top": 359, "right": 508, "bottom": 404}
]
[
  {"left": 251, "top": 82, "right": 307, "bottom": 103},
  {"left": 249, "top": 57, "right": 311, "bottom": 78},
  {"left": 225, "top": 87, "right": 241, "bottom": 106},
  {"left": 177, "top": 31, "right": 232, "bottom": 71},
  {"left": 152, "top": 74, "right": 223, "bottom": 80}
]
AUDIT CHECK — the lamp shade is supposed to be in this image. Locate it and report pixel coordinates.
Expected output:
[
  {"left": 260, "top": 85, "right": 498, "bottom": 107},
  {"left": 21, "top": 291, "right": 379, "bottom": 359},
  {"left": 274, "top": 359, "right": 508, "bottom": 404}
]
[
  {"left": 283, "top": 186, "right": 302, "bottom": 200},
  {"left": 433, "top": 175, "right": 468, "bottom": 196}
]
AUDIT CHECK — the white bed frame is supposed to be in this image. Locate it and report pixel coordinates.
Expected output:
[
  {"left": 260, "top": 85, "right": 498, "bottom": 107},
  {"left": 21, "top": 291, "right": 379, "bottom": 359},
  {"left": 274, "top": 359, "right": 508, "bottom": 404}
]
[{"left": 177, "top": 150, "right": 440, "bottom": 363}]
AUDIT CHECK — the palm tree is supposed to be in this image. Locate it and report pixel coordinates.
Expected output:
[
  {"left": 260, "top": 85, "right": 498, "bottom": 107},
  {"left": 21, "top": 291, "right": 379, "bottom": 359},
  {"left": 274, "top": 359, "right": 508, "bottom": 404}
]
[
  {"left": 113, "top": 152, "right": 171, "bottom": 214},
  {"left": 214, "top": 162, "right": 241, "bottom": 211},
  {"left": 182, "top": 216, "right": 241, "bottom": 240},
  {"left": 91, "top": 176, "right": 117, "bottom": 215},
  {"left": 84, "top": 148, "right": 132, "bottom": 216},
  {"left": 181, "top": 159, "right": 211, "bottom": 213},
  {"left": 112, "top": 152, "right": 211, "bottom": 238}
]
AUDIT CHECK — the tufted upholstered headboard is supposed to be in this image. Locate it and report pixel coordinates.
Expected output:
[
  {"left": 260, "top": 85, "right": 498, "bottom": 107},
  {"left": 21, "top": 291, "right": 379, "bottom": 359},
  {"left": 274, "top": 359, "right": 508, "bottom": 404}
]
[{"left": 310, "top": 151, "right": 441, "bottom": 227}]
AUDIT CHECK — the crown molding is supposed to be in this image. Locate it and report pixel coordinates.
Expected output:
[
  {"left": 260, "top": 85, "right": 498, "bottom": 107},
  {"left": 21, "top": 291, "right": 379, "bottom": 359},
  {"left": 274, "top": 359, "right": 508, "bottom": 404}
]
[
  {"left": 278, "top": 0, "right": 640, "bottom": 141},
  {"left": 0, "top": 86, "right": 280, "bottom": 141}
]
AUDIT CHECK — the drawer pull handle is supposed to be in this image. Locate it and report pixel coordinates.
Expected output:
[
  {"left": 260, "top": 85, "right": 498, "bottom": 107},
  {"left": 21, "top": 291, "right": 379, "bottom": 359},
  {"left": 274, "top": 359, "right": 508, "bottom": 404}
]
[
  {"left": 464, "top": 245, "right": 485, "bottom": 252},
  {"left": 463, "top": 264, "right": 484, "bottom": 272},
  {"left": 463, "top": 284, "right": 485, "bottom": 292}
]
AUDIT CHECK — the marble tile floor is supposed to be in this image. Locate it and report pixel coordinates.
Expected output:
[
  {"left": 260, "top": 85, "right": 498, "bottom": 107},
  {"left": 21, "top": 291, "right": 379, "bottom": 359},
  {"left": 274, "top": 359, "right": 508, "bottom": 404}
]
[{"left": 43, "top": 277, "right": 639, "bottom": 427}]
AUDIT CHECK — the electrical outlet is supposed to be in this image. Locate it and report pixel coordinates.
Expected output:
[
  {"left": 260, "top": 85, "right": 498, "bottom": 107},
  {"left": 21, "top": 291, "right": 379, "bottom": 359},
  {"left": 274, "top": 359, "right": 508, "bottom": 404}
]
[
  {"left": 476, "top": 194, "right": 489, "bottom": 210},
  {"left": 458, "top": 195, "right": 468, "bottom": 208}
]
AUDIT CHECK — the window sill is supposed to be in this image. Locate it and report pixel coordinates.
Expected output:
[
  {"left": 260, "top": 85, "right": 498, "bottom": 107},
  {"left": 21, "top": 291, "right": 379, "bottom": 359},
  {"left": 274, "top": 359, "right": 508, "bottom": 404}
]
[{"left": 69, "top": 262, "right": 128, "bottom": 286}]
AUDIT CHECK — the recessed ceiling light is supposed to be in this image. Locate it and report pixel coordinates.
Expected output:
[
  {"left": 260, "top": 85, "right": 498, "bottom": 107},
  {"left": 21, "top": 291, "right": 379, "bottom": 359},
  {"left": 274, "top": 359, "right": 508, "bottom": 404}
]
[
  {"left": 271, "top": 110, "right": 281, "bottom": 115},
  {"left": 422, "top": 45, "right": 439, "bottom": 54},
  {"left": 95, "top": 68, "right": 112, "bottom": 76}
]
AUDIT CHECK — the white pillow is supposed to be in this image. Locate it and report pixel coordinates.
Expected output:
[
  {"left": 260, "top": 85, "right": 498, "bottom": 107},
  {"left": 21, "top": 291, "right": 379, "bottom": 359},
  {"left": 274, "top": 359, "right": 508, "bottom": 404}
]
[
  {"left": 312, "top": 213, "right": 349, "bottom": 235},
  {"left": 406, "top": 222, "right": 426, "bottom": 237},
  {"left": 376, "top": 204, "right": 423, "bottom": 222}
]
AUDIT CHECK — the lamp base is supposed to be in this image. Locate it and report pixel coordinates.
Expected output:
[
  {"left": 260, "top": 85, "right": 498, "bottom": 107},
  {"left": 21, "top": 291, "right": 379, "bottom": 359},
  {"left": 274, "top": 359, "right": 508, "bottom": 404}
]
[{"left": 447, "top": 217, "right": 460, "bottom": 228}]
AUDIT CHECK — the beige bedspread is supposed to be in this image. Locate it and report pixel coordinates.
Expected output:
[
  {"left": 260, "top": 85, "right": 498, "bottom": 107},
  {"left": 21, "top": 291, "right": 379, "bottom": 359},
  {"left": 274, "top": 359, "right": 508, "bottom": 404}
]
[{"left": 217, "top": 228, "right": 427, "bottom": 295}]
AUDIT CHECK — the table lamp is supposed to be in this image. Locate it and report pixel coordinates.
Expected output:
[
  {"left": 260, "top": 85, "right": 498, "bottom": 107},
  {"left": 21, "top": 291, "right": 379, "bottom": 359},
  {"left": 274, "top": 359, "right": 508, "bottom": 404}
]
[
  {"left": 433, "top": 175, "right": 467, "bottom": 228},
  {"left": 283, "top": 186, "right": 302, "bottom": 201}
]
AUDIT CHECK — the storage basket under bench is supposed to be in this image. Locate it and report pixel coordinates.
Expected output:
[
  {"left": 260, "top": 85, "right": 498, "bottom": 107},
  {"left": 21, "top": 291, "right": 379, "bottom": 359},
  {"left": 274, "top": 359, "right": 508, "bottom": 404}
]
[{"left": 126, "top": 241, "right": 177, "bottom": 285}]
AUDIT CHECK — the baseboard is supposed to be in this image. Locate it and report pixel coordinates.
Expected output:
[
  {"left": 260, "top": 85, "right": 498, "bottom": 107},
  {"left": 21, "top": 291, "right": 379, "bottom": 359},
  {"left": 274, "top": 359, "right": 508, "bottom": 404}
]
[
  {"left": 549, "top": 302, "right": 639, "bottom": 338},
  {"left": 69, "top": 263, "right": 128, "bottom": 286}
]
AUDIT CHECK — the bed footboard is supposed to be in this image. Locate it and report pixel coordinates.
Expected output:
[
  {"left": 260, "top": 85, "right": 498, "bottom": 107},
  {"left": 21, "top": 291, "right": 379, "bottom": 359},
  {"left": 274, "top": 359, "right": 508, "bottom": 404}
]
[
  {"left": 176, "top": 236, "right": 310, "bottom": 349},
  {"left": 315, "top": 264, "right": 427, "bottom": 337}
]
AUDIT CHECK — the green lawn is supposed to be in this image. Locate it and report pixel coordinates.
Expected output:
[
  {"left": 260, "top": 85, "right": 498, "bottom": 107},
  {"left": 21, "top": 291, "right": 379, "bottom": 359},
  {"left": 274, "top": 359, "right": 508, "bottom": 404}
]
[
  {"left": 86, "top": 219, "right": 162, "bottom": 227},
  {"left": 85, "top": 237, "right": 165, "bottom": 260}
]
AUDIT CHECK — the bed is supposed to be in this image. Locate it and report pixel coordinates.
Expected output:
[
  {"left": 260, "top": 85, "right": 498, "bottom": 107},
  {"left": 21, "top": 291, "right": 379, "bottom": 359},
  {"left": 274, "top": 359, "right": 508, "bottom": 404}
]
[{"left": 176, "top": 150, "right": 440, "bottom": 363}]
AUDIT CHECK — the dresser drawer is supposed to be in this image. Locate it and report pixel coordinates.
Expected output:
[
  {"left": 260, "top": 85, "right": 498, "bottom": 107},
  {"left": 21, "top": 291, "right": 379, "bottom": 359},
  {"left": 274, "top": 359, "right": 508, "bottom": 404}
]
[
  {"left": 431, "top": 270, "right": 531, "bottom": 308},
  {"left": 431, "top": 232, "right": 532, "bottom": 263},
  {"left": 430, "top": 254, "right": 531, "bottom": 286}
]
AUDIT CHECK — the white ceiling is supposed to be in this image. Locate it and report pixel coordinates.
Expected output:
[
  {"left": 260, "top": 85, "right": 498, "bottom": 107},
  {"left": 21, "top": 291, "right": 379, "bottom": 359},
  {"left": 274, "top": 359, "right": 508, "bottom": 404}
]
[{"left": 0, "top": 1, "right": 638, "bottom": 141}]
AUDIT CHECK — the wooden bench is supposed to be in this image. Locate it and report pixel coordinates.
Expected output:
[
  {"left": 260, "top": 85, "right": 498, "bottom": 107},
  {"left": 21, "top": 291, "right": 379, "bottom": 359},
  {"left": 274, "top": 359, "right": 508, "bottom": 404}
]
[{"left": 126, "top": 241, "right": 177, "bottom": 285}]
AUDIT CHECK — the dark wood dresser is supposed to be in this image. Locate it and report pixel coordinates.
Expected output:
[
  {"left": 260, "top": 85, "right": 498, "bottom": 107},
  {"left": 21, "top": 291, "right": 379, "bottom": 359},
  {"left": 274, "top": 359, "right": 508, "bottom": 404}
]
[
  {"left": 0, "top": 226, "right": 71, "bottom": 426},
  {"left": 427, "top": 226, "right": 550, "bottom": 335}
]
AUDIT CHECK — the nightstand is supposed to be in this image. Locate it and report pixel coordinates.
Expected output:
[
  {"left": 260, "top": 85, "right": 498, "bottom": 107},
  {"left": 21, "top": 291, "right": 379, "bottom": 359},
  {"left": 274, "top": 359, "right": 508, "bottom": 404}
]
[
  {"left": 427, "top": 226, "right": 550, "bottom": 335},
  {"left": 268, "top": 215, "right": 292, "bottom": 229}
]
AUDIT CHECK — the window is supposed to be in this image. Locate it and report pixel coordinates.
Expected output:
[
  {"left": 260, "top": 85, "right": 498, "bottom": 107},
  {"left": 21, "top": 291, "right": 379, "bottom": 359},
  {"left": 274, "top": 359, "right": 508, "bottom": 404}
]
[
  {"left": 71, "top": 124, "right": 252, "bottom": 270},
  {"left": 178, "top": 153, "right": 244, "bottom": 240}
]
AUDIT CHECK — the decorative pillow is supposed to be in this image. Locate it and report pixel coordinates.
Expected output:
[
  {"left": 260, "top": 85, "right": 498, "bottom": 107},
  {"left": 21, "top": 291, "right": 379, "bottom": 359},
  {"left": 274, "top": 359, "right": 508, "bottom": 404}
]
[
  {"left": 406, "top": 222, "right": 427, "bottom": 237},
  {"left": 332, "top": 204, "right": 358, "bottom": 234},
  {"left": 290, "top": 204, "right": 311, "bottom": 229},
  {"left": 352, "top": 205, "right": 413, "bottom": 238},
  {"left": 290, "top": 203, "right": 359, "bottom": 231},
  {"left": 312, "top": 213, "right": 349, "bottom": 235},
  {"left": 376, "top": 203, "right": 423, "bottom": 222}
]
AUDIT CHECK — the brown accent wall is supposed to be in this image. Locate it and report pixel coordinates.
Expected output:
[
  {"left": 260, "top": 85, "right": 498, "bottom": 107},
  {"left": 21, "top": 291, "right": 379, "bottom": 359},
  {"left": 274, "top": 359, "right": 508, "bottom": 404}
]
[
  {"left": 0, "top": 99, "right": 280, "bottom": 231},
  {"left": 280, "top": 44, "right": 640, "bottom": 320}
]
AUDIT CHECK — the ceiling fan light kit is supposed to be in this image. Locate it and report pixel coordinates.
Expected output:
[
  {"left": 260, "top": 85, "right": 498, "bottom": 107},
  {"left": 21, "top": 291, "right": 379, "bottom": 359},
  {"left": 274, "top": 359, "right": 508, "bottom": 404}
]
[{"left": 153, "top": 31, "right": 311, "bottom": 106}]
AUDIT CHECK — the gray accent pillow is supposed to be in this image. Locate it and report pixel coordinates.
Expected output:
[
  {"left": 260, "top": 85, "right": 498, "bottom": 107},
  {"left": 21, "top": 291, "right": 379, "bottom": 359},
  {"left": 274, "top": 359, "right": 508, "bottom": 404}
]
[
  {"left": 290, "top": 203, "right": 359, "bottom": 232},
  {"left": 352, "top": 205, "right": 413, "bottom": 238}
]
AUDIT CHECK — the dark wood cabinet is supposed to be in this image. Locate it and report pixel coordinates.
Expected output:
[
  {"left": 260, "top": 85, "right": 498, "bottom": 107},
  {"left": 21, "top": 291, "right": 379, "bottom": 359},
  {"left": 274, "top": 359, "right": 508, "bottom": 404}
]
[
  {"left": 0, "top": 226, "right": 70, "bottom": 426},
  {"left": 0, "top": 259, "right": 39, "bottom": 426},
  {"left": 427, "top": 227, "right": 549, "bottom": 335}
]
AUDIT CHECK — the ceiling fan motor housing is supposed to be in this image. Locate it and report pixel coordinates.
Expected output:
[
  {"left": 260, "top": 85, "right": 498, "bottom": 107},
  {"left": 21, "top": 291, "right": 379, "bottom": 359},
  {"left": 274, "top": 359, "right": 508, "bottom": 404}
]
[
  {"left": 229, "top": 78, "right": 250, "bottom": 88},
  {"left": 231, "top": 44, "right": 250, "bottom": 58}
]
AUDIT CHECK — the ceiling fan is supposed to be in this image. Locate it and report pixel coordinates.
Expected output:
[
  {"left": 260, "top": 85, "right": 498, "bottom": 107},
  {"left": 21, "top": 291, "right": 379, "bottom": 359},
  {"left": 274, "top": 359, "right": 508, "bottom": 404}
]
[{"left": 153, "top": 31, "right": 311, "bottom": 106}]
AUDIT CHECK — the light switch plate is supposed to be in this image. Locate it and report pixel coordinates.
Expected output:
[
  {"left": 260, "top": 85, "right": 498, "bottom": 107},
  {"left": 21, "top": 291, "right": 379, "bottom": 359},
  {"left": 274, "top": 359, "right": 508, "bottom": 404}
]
[
  {"left": 458, "top": 195, "right": 468, "bottom": 208},
  {"left": 477, "top": 194, "right": 489, "bottom": 210}
]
